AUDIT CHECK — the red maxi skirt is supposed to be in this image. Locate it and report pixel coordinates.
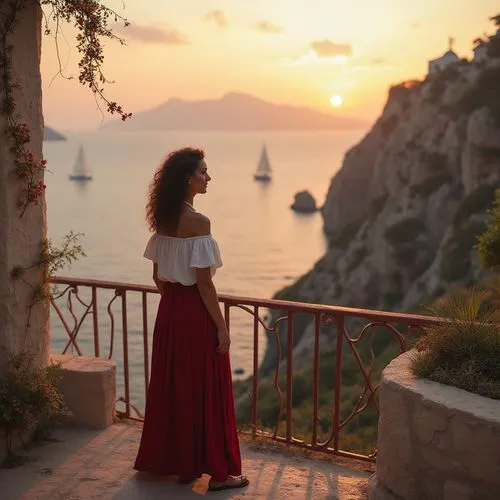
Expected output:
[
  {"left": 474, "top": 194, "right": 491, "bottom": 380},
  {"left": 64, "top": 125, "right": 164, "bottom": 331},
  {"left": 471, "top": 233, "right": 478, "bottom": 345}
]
[{"left": 134, "top": 282, "right": 242, "bottom": 481}]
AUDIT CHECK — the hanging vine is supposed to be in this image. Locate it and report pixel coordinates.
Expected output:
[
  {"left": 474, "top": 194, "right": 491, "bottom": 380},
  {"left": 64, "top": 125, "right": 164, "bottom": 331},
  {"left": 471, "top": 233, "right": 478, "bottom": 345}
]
[
  {"left": 0, "top": 0, "right": 130, "bottom": 325},
  {"left": 0, "top": 0, "right": 131, "bottom": 215},
  {"left": 0, "top": 1, "right": 132, "bottom": 456}
]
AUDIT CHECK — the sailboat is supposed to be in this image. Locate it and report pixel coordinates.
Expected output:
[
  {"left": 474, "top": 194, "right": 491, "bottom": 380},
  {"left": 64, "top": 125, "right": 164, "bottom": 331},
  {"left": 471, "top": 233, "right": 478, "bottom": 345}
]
[
  {"left": 254, "top": 144, "right": 272, "bottom": 182},
  {"left": 69, "top": 145, "right": 92, "bottom": 181}
]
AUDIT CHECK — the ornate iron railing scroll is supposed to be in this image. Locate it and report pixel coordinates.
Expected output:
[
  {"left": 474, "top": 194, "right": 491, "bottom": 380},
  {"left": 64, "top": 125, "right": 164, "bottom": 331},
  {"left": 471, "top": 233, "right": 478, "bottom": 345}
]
[{"left": 51, "top": 276, "right": 441, "bottom": 461}]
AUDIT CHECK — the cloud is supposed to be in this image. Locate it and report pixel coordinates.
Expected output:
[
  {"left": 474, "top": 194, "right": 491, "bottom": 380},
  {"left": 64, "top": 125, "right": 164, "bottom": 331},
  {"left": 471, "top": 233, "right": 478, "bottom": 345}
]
[
  {"left": 281, "top": 39, "right": 353, "bottom": 66},
  {"left": 281, "top": 51, "right": 348, "bottom": 66},
  {"left": 311, "top": 39, "right": 352, "bottom": 58},
  {"left": 117, "top": 24, "right": 188, "bottom": 44},
  {"left": 255, "top": 20, "right": 283, "bottom": 34},
  {"left": 204, "top": 10, "right": 228, "bottom": 29}
]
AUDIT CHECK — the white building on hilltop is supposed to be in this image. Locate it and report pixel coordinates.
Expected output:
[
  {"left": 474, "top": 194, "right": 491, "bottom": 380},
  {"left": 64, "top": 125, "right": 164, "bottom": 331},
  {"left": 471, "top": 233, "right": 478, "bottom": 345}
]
[
  {"left": 473, "top": 39, "right": 489, "bottom": 63},
  {"left": 428, "top": 37, "right": 460, "bottom": 75}
]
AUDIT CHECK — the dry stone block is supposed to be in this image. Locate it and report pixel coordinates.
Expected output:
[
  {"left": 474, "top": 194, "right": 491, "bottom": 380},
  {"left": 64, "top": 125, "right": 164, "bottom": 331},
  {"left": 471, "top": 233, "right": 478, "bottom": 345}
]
[
  {"left": 367, "top": 475, "right": 403, "bottom": 500},
  {"left": 451, "top": 416, "right": 500, "bottom": 487},
  {"left": 376, "top": 380, "right": 415, "bottom": 499},
  {"left": 412, "top": 405, "right": 449, "bottom": 443},
  {"left": 368, "top": 351, "right": 500, "bottom": 500},
  {"left": 50, "top": 354, "right": 116, "bottom": 429}
]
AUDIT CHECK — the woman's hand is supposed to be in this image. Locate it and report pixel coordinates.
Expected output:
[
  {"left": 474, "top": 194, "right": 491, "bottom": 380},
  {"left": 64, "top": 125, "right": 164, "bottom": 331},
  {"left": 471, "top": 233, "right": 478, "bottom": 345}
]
[{"left": 217, "top": 325, "right": 231, "bottom": 354}]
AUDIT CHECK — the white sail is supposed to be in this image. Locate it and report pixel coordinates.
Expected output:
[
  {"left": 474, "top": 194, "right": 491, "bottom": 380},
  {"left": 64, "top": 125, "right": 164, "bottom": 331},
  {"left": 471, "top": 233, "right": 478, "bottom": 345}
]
[
  {"left": 256, "top": 144, "right": 272, "bottom": 175},
  {"left": 70, "top": 145, "right": 92, "bottom": 180}
]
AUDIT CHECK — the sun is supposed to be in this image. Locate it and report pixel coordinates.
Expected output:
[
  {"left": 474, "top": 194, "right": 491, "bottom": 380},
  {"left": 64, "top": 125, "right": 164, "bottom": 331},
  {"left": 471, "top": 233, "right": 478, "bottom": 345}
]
[{"left": 330, "top": 95, "right": 343, "bottom": 108}]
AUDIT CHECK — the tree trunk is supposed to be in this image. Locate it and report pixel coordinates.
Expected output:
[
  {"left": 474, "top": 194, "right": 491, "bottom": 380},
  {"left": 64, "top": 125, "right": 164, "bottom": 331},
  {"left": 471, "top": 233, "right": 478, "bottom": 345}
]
[{"left": 0, "top": 1, "right": 48, "bottom": 373}]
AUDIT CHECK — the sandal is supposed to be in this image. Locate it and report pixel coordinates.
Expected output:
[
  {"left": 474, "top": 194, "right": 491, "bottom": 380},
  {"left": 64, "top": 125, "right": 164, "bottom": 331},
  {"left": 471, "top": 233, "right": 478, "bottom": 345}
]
[{"left": 208, "top": 475, "right": 249, "bottom": 491}]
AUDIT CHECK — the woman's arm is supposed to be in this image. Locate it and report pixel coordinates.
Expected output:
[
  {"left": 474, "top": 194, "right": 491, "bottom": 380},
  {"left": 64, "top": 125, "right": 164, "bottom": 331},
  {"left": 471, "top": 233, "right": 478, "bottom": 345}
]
[
  {"left": 196, "top": 267, "right": 230, "bottom": 354},
  {"left": 186, "top": 212, "right": 229, "bottom": 353},
  {"left": 152, "top": 263, "right": 165, "bottom": 295}
]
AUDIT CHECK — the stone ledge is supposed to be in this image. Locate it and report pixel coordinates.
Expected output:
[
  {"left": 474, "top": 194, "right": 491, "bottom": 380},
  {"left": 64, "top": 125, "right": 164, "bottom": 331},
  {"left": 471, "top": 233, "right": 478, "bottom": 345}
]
[
  {"left": 382, "top": 351, "right": 500, "bottom": 424},
  {"left": 50, "top": 354, "right": 116, "bottom": 429},
  {"left": 367, "top": 475, "right": 402, "bottom": 500},
  {"left": 369, "top": 350, "right": 500, "bottom": 500}
]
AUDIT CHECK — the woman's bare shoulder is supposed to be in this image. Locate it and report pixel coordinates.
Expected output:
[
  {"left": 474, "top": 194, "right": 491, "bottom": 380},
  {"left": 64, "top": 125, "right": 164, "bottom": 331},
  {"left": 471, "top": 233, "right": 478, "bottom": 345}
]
[{"left": 179, "top": 210, "right": 211, "bottom": 236}]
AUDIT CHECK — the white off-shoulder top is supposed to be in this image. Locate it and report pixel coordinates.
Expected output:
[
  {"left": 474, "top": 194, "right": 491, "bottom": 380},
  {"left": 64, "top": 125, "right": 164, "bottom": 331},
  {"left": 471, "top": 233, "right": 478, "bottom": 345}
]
[{"left": 143, "top": 233, "right": 223, "bottom": 286}]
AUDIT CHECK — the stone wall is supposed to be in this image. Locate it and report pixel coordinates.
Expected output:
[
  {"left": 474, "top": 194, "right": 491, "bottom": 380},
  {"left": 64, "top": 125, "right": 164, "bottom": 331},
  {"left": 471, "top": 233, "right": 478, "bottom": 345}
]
[
  {"left": 0, "top": 2, "right": 48, "bottom": 373},
  {"left": 368, "top": 351, "right": 500, "bottom": 500}
]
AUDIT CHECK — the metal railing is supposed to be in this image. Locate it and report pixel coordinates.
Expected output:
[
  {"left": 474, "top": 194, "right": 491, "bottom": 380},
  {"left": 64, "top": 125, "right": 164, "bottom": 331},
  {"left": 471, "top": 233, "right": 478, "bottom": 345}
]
[{"left": 50, "top": 275, "right": 441, "bottom": 462}]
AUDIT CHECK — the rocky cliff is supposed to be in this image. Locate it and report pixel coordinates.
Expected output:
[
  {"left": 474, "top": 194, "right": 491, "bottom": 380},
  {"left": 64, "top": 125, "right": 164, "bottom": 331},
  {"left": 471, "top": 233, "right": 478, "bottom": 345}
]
[{"left": 261, "top": 56, "right": 500, "bottom": 374}]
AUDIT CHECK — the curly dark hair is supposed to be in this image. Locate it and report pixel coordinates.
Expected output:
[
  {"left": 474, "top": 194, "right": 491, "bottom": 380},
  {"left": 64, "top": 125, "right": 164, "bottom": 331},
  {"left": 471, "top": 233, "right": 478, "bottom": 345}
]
[{"left": 146, "top": 147, "right": 205, "bottom": 233}]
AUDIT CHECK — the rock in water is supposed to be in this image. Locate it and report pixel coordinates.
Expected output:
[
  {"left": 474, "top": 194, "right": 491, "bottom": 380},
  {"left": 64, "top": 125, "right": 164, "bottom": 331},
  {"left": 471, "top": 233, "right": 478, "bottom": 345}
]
[{"left": 291, "top": 190, "right": 318, "bottom": 213}]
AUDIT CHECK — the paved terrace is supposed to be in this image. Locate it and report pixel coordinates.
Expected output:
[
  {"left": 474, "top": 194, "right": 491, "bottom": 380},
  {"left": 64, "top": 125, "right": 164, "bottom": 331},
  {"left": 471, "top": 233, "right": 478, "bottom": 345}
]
[{"left": 0, "top": 421, "right": 371, "bottom": 499}]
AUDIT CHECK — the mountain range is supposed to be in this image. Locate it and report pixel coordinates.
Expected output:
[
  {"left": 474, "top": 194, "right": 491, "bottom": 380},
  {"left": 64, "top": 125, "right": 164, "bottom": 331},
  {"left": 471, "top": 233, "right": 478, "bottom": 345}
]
[
  {"left": 102, "top": 92, "right": 364, "bottom": 131},
  {"left": 44, "top": 126, "right": 66, "bottom": 141}
]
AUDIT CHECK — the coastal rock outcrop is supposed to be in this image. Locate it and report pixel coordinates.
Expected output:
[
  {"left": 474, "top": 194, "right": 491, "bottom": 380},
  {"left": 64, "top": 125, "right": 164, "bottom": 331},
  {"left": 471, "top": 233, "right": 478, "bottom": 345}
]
[
  {"left": 261, "top": 57, "right": 500, "bottom": 374},
  {"left": 290, "top": 190, "right": 317, "bottom": 213}
]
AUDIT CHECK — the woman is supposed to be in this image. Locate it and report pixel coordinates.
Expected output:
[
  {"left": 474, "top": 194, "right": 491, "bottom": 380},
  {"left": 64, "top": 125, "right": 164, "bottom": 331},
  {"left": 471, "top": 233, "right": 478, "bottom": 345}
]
[{"left": 134, "top": 147, "right": 249, "bottom": 492}]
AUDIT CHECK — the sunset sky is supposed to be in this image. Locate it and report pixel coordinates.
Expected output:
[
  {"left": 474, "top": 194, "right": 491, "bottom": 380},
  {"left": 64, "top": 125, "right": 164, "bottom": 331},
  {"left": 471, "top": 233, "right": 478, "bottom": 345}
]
[{"left": 40, "top": 0, "right": 499, "bottom": 131}]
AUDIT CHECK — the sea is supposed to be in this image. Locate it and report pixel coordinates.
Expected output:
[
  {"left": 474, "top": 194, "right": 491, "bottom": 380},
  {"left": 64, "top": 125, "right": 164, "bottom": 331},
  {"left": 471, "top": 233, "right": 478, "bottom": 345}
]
[{"left": 44, "top": 129, "right": 365, "bottom": 410}]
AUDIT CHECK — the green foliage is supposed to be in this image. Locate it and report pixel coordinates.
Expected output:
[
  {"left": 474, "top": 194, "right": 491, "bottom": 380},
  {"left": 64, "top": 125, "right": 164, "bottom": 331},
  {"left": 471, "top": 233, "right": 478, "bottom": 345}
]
[
  {"left": 0, "top": 351, "right": 70, "bottom": 455},
  {"left": 411, "top": 289, "right": 500, "bottom": 399},
  {"left": 384, "top": 218, "right": 426, "bottom": 246},
  {"left": 0, "top": 1, "right": 130, "bottom": 217},
  {"left": 393, "top": 245, "right": 417, "bottom": 266},
  {"left": 454, "top": 65, "right": 500, "bottom": 124},
  {"left": 409, "top": 153, "right": 453, "bottom": 199},
  {"left": 387, "top": 81, "right": 421, "bottom": 106},
  {"left": 0, "top": 1, "right": 113, "bottom": 340},
  {"left": 42, "top": 231, "right": 86, "bottom": 278},
  {"left": 440, "top": 220, "right": 487, "bottom": 282},
  {"left": 477, "top": 146, "right": 500, "bottom": 163},
  {"left": 476, "top": 189, "right": 500, "bottom": 270},
  {"left": 370, "top": 194, "right": 389, "bottom": 217},
  {"left": 487, "top": 15, "right": 500, "bottom": 58},
  {"left": 410, "top": 171, "right": 453, "bottom": 198},
  {"left": 488, "top": 38, "right": 500, "bottom": 58},
  {"left": 11, "top": 232, "right": 85, "bottom": 307},
  {"left": 329, "top": 218, "right": 364, "bottom": 249},
  {"left": 379, "top": 114, "right": 399, "bottom": 138},
  {"left": 427, "top": 65, "right": 459, "bottom": 103},
  {"left": 382, "top": 291, "right": 402, "bottom": 309},
  {"left": 423, "top": 152, "right": 447, "bottom": 172},
  {"left": 453, "top": 183, "right": 500, "bottom": 226},
  {"left": 346, "top": 247, "right": 368, "bottom": 274},
  {"left": 40, "top": 0, "right": 132, "bottom": 120}
]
